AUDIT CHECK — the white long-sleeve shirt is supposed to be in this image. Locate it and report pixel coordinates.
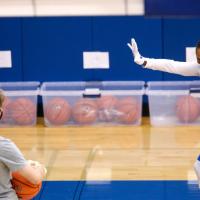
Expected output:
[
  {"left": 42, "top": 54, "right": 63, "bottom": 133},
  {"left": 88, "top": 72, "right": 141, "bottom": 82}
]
[{"left": 144, "top": 58, "right": 200, "bottom": 76}]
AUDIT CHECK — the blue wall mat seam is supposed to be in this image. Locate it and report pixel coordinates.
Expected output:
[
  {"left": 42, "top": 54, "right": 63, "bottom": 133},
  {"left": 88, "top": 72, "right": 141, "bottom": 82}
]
[{"left": 20, "top": 18, "right": 25, "bottom": 81}]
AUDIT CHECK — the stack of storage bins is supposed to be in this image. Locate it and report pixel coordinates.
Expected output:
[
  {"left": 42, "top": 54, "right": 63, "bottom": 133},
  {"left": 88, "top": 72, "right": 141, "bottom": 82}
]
[{"left": 40, "top": 81, "right": 145, "bottom": 126}]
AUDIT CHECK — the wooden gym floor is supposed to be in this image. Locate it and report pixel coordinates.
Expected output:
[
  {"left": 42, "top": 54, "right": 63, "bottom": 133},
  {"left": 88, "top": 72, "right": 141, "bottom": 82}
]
[{"left": 1, "top": 117, "right": 200, "bottom": 182}]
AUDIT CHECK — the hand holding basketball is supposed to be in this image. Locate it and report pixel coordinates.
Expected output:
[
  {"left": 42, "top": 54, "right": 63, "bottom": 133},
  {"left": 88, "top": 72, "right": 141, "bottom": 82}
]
[
  {"left": 28, "top": 160, "right": 47, "bottom": 176},
  {"left": 11, "top": 171, "right": 42, "bottom": 200}
]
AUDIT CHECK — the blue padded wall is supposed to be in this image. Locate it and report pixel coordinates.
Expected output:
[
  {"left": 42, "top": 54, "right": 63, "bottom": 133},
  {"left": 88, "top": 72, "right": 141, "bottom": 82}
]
[
  {"left": 0, "top": 18, "right": 22, "bottom": 81},
  {"left": 90, "top": 16, "right": 162, "bottom": 81},
  {"left": 22, "top": 17, "right": 93, "bottom": 82},
  {"left": 1, "top": 17, "right": 200, "bottom": 82},
  {"left": 21, "top": 16, "right": 162, "bottom": 82}
]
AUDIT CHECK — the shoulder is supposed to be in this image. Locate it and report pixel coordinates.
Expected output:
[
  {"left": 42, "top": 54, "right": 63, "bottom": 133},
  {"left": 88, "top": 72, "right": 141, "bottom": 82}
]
[
  {"left": 0, "top": 136, "right": 12, "bottom": 145},
  {"left": 0, "top": 136, "right": 27, "bottom": 172},
  {"left": 0, "top": 137, "right": 18, "bottom": 155},
  {"left": 0, "top": 136, "right": 13, "bottom": 146}
]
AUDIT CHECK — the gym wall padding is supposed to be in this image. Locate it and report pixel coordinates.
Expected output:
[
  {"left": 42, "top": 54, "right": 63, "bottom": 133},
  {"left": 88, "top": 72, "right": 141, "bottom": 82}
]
[
  {"left": 0, "top": 16, "right": 200, "bottom": 82},
  {"left": 0, "top": 18, "right": 23, "bottom": 81}
]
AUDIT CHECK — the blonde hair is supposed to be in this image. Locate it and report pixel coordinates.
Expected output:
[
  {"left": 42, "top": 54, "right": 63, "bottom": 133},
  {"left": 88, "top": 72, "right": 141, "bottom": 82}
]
[{"left": 0, "top": 90, "right": 5, "bottom": 108}]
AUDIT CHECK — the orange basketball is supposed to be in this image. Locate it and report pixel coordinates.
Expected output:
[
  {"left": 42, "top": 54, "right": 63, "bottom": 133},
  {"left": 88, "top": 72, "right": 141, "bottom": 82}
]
[
  {"left": 45, "top": 97, "right": 71, "bottom": 125},
  {"left": 10, "top": 98, "right": 36, "bottom": 125},
  {"left": 115, "top": 97, "right": 140, "bottom": 124},
  {"left": 176, "top": 95, "right": 200, "bottom": 123},
  {"left": 72, "top": 99, "right": 97, "bottom": 124},
  {"left": 96, "top": 96, "right": 118, "bottom": 122},
  {"left": 11, "top": 172, "right": 42, "bottom": 200}
]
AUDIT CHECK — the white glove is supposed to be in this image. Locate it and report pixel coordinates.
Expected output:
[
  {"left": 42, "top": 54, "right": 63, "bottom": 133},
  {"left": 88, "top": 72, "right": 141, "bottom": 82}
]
[{"left": 127, "top": 38, "right": 146, "bottom": 65}]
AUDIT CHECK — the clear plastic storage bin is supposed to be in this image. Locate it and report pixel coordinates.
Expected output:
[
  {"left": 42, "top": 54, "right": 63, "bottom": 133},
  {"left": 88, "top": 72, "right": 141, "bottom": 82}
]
[
  {"left": 147, "top": 81, "right": 200, "bottom": 126},
  {"left": 0, "top": 82, "right": 40, "bottom": 127},
  {"left": 40, "top": 81, "right": 145, "bottom": 126}
]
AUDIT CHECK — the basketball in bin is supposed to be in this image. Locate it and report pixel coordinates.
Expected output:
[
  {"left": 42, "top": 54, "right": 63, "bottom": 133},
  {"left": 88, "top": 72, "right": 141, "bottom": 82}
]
[
  {"left": 96, "top": 95, "right": 119, "bottom": 122},
  {"left": 176, "top": 95, "right": 200, "bottom": 123},
  {"left": 72, "top": 98, "right": 98, "bottom": 124},
  {"left": 115, "top": 97, "right": 140, "bottom": 124},
  {"left": 45, "top": 97, "right": 71, "bottom": 125},
  {"left": 10, "top": 98, "right": 36, "bottom": 125}
]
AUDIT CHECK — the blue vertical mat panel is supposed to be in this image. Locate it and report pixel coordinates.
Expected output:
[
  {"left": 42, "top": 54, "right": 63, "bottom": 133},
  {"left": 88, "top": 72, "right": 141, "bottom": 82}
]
[
  {"left": 22, "top": 17, "right": 93, "bottom": 82},
  {"left": 163, "top": 18, "right": 200, "bottom": 81},
  {"left": 92, "top": 16, "right": 163, "bottom": 82},
  {"left": 0, "top": 18, "right": 22, "bottom": 81}
]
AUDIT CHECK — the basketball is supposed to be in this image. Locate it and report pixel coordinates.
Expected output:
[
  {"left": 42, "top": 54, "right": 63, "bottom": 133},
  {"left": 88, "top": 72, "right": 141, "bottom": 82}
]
[
  {"left": 11, "top": 172, "right": 42, "bottom": 200},
  {"left": 115, "top": 97, "right": 140, "bottom": 124},
  {"left": 45, "top": 97, "right": 71, "bottom": 125},
  {"left": 176, "top": 95, "right": 200, "bottom": 123},
  {"left": 10, "top": 98, "right": 36, "bottom": 125},
  {"left": 72, "top": 98, "right": 97, "bottom": 124},
  {"left": 1, "top": 97, "right": 12, "bottom": 123},
  {"left": 96, "top": 96, "right": 118, "bottom": 122}
]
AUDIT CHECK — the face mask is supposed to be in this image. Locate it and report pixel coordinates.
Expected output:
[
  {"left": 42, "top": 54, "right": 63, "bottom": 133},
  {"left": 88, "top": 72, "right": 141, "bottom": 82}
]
[{"left": 197, "top": 57, "right": 200, "bottom": 64}]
